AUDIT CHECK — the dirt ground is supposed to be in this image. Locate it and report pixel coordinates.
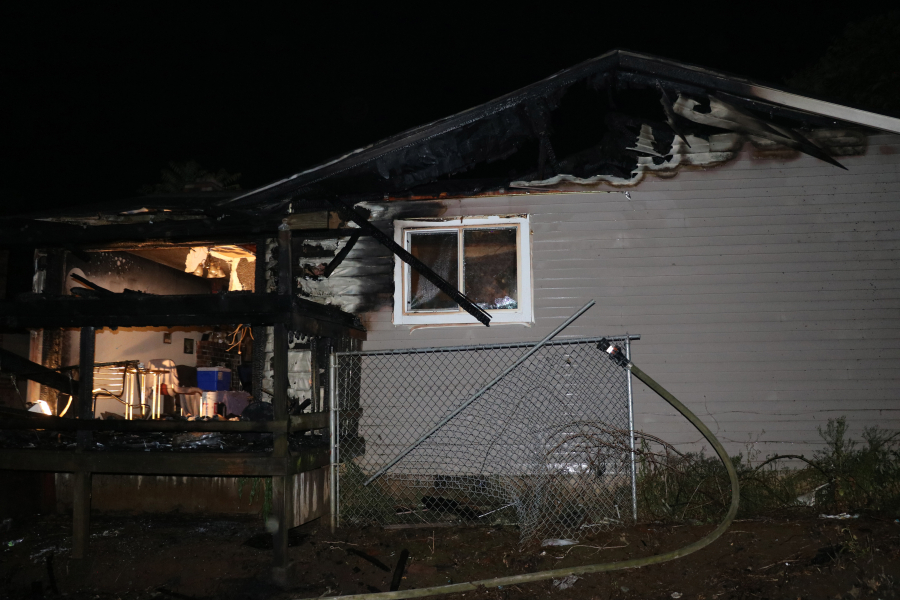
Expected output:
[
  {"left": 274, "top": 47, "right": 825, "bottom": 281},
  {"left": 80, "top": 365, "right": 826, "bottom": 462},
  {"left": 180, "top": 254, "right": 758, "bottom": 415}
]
[{"left": 2, "top": 511, "right": 898, "bottom": 600}]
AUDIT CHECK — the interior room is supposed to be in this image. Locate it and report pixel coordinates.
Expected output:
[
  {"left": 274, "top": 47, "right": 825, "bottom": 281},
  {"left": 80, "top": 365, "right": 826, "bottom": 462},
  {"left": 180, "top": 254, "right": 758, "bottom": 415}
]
[{"left": 49, "top": 244, "right": 258, "bottom": 421}]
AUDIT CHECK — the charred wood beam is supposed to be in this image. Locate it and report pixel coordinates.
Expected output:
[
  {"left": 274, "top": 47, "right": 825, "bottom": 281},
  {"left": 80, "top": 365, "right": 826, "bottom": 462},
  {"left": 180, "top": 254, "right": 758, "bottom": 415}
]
[
  {"left": 525, "top": 100, "right": 560, "bottom": 180},
  {"left": 0, "top": 348, "right": 79, "bottom": 397},
  {"left": 273, "top": 223, "right": 291, "bottom": 464},
  {"left": 658, "top": 83, "right": 692, "bottom": 148},
  {"left": 272, "top": 222, "right": 292, "bottom": 568},
  {"left": 75, "top": 228, "right": 363, "bottom": 251},
  {"left": 322, "top": 232, "right": 360, "bottom": 279},
  {"left": 0, "top": 216, "right": 367, "bottom": 250},
  {"left": 76, "top": 327, "right": 95, "bottom": 447},
  {"left": 1, "top": 216, "right": 277, "bottom": 248},
  {"left": 0, "top": 292, "right": 363, "bottom": 336},
  {"left": 293, "top": 295, "right": 366, "bottom": 338},
  {"left": 0, "top": 293, "right": 293, "bottom": 329},
  {"left": 0, "top": 407, "right": 328, "bottom": 432},
  {"left": 69, "top": 273, "right": 119, "bottom": 297},
  {"left": 327, "top": 197, "right": 491, "bottom": 327},
  {"left": 0, "top": 448, "right": 330, "bottom": 476}
]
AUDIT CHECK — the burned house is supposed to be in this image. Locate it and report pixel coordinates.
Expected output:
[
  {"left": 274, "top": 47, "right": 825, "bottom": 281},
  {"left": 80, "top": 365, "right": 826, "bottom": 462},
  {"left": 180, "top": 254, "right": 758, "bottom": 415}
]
[{"left": 2, "top": 50, "right": 899, "bottom": 560}]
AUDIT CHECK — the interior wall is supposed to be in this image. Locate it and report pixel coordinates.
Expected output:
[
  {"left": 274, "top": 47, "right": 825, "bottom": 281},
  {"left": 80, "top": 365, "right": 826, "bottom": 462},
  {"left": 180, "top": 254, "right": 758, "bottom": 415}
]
[{"left": 91, "top": 327, "right": 202, "bottom": 368}]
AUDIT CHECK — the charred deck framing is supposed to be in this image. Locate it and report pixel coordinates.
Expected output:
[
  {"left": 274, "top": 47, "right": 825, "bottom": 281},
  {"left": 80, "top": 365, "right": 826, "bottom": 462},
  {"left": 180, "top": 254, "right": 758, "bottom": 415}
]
[{"left": 0, "top": 224, "right": 363, "bottom": 574}]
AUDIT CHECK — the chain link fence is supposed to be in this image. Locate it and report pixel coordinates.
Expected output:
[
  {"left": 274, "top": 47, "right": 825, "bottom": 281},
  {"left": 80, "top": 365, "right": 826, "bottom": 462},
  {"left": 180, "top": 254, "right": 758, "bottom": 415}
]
[{"left": 330, "top": 335, "right": 638, "bottom": 544}]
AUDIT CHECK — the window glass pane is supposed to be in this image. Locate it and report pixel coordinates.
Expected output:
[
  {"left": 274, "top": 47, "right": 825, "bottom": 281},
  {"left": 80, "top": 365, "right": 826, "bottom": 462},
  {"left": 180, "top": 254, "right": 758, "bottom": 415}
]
[
  {"left": 408, "top": 231, "right": 459, "bottom": 310},
  {"left": 463, "top": 228, "right": 518, "bottom": 310}
]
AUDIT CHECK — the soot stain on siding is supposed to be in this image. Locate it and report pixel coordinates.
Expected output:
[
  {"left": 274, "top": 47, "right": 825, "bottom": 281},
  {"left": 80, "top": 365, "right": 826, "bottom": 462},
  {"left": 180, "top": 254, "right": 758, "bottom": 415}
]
[{"left": 295, "top": 200, "right": 447, "bottom": 320}]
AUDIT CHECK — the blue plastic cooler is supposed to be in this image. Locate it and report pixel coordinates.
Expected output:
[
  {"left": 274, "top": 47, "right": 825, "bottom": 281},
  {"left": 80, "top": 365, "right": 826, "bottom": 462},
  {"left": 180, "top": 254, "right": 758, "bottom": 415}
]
[{"left": 197, "top": 367, "right": 231, "bottom": 391}]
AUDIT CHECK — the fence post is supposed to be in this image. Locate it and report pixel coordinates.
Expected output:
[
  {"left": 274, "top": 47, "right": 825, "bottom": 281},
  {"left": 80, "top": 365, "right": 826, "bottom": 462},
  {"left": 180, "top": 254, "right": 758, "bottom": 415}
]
[
  {"left": 625, "top": 336, "right": 637, "bottom": 521},
  {"left": 328, "top": 351, "right": 338, "bottom": 533}
]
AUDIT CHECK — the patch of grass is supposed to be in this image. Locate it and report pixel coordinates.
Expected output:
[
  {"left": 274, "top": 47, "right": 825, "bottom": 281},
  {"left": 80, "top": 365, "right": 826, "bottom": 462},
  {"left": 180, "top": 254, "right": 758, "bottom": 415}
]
[{"left": 635, "top": 417, "right": 900, "bottom": 523}]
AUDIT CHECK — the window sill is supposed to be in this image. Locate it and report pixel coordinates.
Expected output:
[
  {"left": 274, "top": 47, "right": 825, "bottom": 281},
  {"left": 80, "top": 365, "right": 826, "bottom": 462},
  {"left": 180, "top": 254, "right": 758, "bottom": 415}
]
[{"left": 405, "top": 320, "right": 534, "bottom": 333}]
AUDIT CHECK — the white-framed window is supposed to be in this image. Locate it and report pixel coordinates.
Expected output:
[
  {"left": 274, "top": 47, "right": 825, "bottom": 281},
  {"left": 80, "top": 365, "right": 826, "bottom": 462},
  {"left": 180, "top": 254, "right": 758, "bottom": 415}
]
[{"left": 393, "top": 215, "right": 533, "bottom": 326}]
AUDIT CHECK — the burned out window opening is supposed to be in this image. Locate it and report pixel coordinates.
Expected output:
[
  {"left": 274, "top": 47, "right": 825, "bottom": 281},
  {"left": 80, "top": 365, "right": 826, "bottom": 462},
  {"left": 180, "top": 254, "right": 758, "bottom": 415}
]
[{"left": 392, "top": 215, "right": 533, "bottom": 325}]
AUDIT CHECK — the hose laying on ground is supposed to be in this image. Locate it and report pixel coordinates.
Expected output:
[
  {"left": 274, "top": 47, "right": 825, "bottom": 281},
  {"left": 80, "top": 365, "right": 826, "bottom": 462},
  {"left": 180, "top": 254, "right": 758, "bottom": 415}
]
[{"left": 320, "top": 345, "right": 740, "bottom": 600}]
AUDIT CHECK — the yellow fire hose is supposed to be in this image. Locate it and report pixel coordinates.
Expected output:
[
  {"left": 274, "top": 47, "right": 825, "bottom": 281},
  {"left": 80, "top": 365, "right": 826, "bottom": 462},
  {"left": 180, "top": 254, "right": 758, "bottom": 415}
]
[{"left": 323, "top": 341, "right": 740, "bottom": 600}]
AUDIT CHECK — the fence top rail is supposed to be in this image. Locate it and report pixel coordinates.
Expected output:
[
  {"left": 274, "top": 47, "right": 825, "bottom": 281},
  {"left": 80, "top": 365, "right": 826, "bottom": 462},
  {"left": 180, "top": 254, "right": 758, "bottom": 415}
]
[{"left": 334, "top": 334, "right": 640, "bottom": 357}]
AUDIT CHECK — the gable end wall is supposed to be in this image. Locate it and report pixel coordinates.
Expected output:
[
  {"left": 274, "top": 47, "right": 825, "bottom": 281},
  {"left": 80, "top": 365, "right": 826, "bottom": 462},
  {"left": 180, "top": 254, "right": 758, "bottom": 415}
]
[{"left": 329, "top": 134, "right": 900, "bottom": 457}]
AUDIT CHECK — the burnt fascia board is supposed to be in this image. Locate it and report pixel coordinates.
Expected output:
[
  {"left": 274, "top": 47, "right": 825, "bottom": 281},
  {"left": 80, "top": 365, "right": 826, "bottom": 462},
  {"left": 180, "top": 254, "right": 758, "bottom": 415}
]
[
  {"left": 0, "top": 348, "right": 79, "bottom": 397},
  {"left": 0, "top": 293, "right": 293, "bottom": 330},
  {"left": 617, "top": 51, "right": 900, "bottom": 133}
]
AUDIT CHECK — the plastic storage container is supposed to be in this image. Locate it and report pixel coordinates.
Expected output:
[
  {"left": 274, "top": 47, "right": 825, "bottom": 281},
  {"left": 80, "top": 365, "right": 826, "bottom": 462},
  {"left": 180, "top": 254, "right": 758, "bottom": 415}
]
[{"left": 197, "top": 367, "right": 231, "bottom": 391}]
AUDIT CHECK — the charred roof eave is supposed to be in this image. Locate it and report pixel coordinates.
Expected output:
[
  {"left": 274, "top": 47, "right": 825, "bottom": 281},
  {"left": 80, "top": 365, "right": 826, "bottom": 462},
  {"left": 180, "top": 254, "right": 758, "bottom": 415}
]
[{"left": 222, "top": 50, "right": 900, "bottom": 211}]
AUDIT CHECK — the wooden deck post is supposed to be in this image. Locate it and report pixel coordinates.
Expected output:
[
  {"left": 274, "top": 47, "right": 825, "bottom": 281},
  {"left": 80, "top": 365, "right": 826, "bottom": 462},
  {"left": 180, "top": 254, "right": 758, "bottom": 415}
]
[
  {"left": 272, "top": 222, "right": 292, "bottom": 580},
  {"left": 71, "top": 470, "right": 92, "bottom": 559},
  {"left": 77, "top": 326, "right": 95, "bottom": 444},
  {"left": 72, "top": 326, "right": 94, "bottom": 559}
]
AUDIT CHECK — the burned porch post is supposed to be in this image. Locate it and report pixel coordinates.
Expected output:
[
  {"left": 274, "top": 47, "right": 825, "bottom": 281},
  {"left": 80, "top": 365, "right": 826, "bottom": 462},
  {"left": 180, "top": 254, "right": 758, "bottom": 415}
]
[
  {"left": 72, "top": 326, "right": 95, "bottom": 560},
  {"left": 271, "top": 220, "right": 293, "bottom": 576}
]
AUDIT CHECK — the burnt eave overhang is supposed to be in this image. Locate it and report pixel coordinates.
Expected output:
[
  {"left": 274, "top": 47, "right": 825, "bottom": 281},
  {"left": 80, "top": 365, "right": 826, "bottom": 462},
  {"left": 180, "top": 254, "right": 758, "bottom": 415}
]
[{"left": 220, "top": 50, "right": 900, "bottom": 210}]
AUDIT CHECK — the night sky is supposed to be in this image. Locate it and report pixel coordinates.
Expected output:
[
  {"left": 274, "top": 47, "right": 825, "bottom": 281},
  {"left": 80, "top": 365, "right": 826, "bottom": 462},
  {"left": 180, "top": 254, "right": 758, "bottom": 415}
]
[{"left": 0, "top": 5, "right": 890, "bottom": 215}]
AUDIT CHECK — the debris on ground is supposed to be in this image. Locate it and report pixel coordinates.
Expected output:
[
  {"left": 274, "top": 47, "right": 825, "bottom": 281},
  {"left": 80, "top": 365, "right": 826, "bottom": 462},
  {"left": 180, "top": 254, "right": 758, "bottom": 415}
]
[
  {"left": 541, "top": 538, "right": 578, "bottom": 547},
  {"left": 552, "top": 575, "right": 580, "bottom": 590},
  {"left": 1, "top": 513, "right": 899, "bottom": 599}
]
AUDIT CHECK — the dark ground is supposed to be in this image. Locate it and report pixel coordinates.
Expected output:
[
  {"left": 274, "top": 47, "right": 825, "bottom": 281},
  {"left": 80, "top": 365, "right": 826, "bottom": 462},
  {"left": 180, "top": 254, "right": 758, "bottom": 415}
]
[{"left": 2, "top": 512, "right": 899, "bottom": 600}]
